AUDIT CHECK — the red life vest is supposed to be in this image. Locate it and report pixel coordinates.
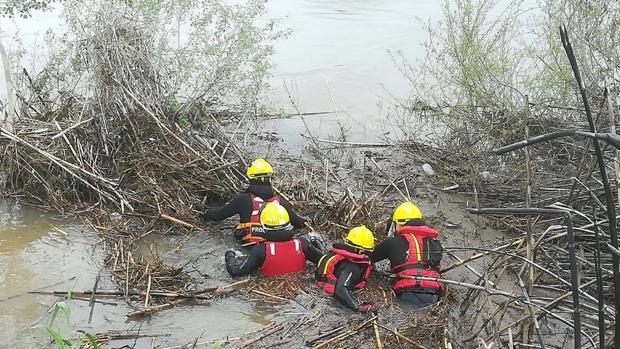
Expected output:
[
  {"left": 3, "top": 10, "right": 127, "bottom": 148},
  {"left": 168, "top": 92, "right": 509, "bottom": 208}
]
[
  {"left": 260, "top": 238, "right": 306, "bottom": 276},
  {"left": 391, "top": 225, "right": 444, "bottom": 294},
  {"left": 315, "top": 247, "right": 372, "bottom": 295},
  {"left": 235, "top": 193, "right": 280, "bottom": 245}
]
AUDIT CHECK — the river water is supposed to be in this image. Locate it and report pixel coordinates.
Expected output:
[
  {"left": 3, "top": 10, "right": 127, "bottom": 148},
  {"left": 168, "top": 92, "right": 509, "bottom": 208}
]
[{"left": 0, "top": 1, "right": 477, "bottom": 348}]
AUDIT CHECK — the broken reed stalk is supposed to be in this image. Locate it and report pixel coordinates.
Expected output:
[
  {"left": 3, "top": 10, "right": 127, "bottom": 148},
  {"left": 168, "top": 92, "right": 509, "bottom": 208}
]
[
  {"left": 305, "top": 326, "right": 347, "bottom": 346},
  {"left": 233, "top": 323, "right": 285, "bottom": 349},
  {"left": 159, "top": 213, "right": 202, "bottom": 231},
  {"left": 372, "top": 320, "right": 383, "bottom": 349},
  {"left": 30, "top": 288, "right": 218, "bottom": 299},
  {"left": 127, "top": 298, "right": 188, "bottom": 317},
  {"left": 515, "top": 272, "right": 546, "bottom": 349},
  {"left": 373, "top": 322, "right": 424, "bottom": 349},
  {"left": 523, "top": 94, "right": 534, "bottom": 347},
  {"left": 467, "top": 207, "right": 581, "bottom": 349},
  {"left": 607, "top": 88, "right": 620, "bottom": 205},
  {"left": 88, "top": 273, "right": 101, "bottom": 324},
  {"left": 442, "top": 239, "right": 524, "bottom": 273},
  {"left": 310, "top": 315, "right": 378, "bottom": 349},
  {"left": 561, "top": 24, "right": 617, "bottom": 348},
  {"left": 593, "top": 208, "right": 606, "bottom": 347}
]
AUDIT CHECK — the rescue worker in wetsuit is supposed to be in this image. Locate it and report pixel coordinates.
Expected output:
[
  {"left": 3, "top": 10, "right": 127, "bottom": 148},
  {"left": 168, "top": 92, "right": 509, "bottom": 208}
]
[
  {"left": 193, "top": 158, "right": 307, "bottom": 245},
  {"left": 224, "top": 202, "right": 323, "bottom": 276},
  {"left": 371, "top": 202, "right": 444, "bottom": 309},
  {"left": 315, "top": 225, "right": 375, "bottom": 313}
]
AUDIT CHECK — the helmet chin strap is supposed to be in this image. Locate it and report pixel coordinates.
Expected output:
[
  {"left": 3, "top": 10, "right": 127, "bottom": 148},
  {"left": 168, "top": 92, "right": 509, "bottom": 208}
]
[{"left": 385, "top": 220, "right": 394, "bottom": 238}]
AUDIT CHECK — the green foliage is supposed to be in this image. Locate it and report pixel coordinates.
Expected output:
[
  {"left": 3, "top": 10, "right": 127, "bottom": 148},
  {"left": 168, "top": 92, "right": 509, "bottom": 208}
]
[
  {"left": 37, "top": 290, "right": 99, "bottom": 349},
  {"left": 394, "top": 0, "right": 619, "bottom": 160},
  {"left": 0, "top": 0, "right": 60, "bottom": 18},
  {"left": 397, "top": 0, "right": 619, "bottom": 116},
  {"left": 525, "top": 0, "right": 619, "bottom": 106},
  {"left": 22, "top": 0, "right": 288, "bottom": 125},
  {"left": 392, "top": 0, "right": 527, "bottom": 153},
  {"left": 399, "top": 0, "right": 525, "bottom": 110}
]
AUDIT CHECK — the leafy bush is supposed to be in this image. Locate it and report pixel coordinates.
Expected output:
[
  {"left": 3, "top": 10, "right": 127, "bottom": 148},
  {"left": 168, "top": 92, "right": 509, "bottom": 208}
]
[{"left": 15, "top": 0, "right": 288, "bottom": 123}]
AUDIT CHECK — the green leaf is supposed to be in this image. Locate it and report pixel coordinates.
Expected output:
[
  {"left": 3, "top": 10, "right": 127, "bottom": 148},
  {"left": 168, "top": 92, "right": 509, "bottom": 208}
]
[
  {"left": 38, "top": 324, "right": 66, "bottom": 349},
  {"left": 82, "top": 332, "right": 99, "bottom": 349}
]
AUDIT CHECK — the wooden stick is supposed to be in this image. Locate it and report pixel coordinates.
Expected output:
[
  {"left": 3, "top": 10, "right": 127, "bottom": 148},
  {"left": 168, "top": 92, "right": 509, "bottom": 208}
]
[
  {"left": 305, "top": 326, "right": 347, "bottom": 346},
  {"left": 144, "top": 275, "right": 152, "bottom": 308},
  {"left": 372, "top": 324, "right": 425, "bottom": 349},
  {"left": 234, "top": 323, "right": 285, "bottom": 349},
  {"left": 71, "top": 296, "right": 117, "bottom": 306},
  {"left": 127, "top": 298, "right": 188, "bottom": 317},
  {"left": 608, "top": 88, "right": 620, "bottom": 205},
  {"left": 125, "top": 281, "right": 249, "bottom": 318},
  {"left": 372, "top": 320, "right": 384, "bottom": 349},
  {"left": 516, "top": 272, "right": 546, "bottom": 349},
  {"left": 311, "top": 315, "right": 378, "bottom": 349},
  {"left": 299, "top": 134, "right": 392, "bottom": 148},
  {"left": 446, "top": 250, "right": 495, "bottom": 287},
  {"left": 1, "top": 276, "right": 76, "bottom": 303},
  {"left": 368, "top": 156, "right": 409, "bottom": 201},
  {"left": 523, "top": 94, "right": 534, "bottom": 347},
  {"left": 88, "top": 273, "right": 101, "bottom": 324},
  {"left": 443, "top": 239, "right": 524, "bottom": 272},
  {"left": 159, "top": 213, "right": 199, "bottom": 231},
  {"left": 251, "top": 289, "right": 290, "bottom": 303},
  {"left": 51, "top": 117, "right": 93, "bottom": 140},
  {"left": 32, "top": 287, "right": 219, "bottom": 299}
]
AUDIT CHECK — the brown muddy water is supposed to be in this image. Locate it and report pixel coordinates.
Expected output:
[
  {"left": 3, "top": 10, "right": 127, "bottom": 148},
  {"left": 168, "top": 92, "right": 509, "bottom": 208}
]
[{"left": 0, "top": 202, "right": 269, "bottom": 348}]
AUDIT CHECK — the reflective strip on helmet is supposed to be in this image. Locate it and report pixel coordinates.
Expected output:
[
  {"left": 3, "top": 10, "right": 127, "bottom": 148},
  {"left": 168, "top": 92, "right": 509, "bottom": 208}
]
[
  {"left": 254, "top": 197, "right": 264, "bottom": 203},
  {"left": 294, "top": 239, "right": 300, "bottom": 251},
  {"left": 269, "top": 242, "right": 276, "bottom": 256}
]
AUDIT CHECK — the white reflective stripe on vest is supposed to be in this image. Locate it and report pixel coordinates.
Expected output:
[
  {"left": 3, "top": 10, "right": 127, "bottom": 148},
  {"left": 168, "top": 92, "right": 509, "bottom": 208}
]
[
  {"left": 269, "top": 242, "right": 276, "bottom": 255},
  {"left": 294, "top": 239, "right": 300, "bottom": 252}
]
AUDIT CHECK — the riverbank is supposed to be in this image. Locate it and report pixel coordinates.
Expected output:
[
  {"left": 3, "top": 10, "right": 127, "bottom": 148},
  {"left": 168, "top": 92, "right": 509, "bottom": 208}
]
[{"left": 0, "top": 133, "right": 499, "bottom": 348}]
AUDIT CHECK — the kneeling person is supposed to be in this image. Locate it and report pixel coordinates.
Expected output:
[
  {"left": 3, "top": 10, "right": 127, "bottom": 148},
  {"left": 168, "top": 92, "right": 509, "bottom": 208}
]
[
  {"left": 371, "top": 202, "right": 444, "bottom": 309},
  {"left": 225, "top": 202, "right": 322, "bottom": 277},
  {"left": 315, "top": 225, "right": 375, "bottom": 313},
  {"left": 194, "top": 158, "right": 307, "bottom": 246}
]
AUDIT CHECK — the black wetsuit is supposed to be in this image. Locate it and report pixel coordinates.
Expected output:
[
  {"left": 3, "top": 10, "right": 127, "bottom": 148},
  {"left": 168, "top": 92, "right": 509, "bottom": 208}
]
[
  {"left": 200, "top": 181, "right": 306, "bottom": 228},
  {"left": 370, "top": 219, "right": 441, "bottom": 308},
  {"left": 320, "top": 243, "right": 368, "bottom": 310},
  {"left": 226, "top": 233, "right": 323, "bottom": 276}
]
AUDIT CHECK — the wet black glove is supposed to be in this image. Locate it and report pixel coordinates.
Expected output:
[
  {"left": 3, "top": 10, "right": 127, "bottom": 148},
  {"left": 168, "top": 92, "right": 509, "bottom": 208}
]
[
  {"left": 311, "top": 238, "right": 326, "bottom": 254},
  {"left": 225, "top": 250, "right": 236, "bottom": 263},
  {"left": 356, "top": 302, "right": 374, "bottom": 314}
]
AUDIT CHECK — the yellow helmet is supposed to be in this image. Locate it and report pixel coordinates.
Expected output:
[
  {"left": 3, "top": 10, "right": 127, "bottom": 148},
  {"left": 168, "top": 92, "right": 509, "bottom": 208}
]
[
  {"left": 345, "top": 225, "right": 375, "bottom": 251},
  {"left": 246, "top": 158, "right": 273, "bottom": 180},
  {"left": 260, "top": 202, "right": 290, "bottom": 230},
  {"left": 392, "top": 202, "right": 422, "bottom": 224}
]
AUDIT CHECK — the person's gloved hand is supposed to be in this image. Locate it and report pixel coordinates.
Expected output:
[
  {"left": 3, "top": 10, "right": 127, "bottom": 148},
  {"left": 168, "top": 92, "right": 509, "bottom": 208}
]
[
  {"left": 225, "top": 250, "right": 236, "bottom": 262},
  {"left": 302, "top": 215, "right": 317, "bottom": 228},
  {"left": 192, "top": 203, "right": 208, "bottom": 213},
  {"left": 356, "top": 302, "right": 374, "bottom": 314},
  {"left": 310, "top": 238, "right": 326, "bottom": 254}
]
